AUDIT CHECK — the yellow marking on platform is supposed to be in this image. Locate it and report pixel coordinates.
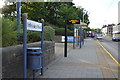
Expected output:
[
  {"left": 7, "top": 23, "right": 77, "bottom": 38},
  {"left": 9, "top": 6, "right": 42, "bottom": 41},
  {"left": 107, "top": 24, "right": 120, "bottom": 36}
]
[{"left": 97, "top": 40, "right": 120, "bottom": 66}]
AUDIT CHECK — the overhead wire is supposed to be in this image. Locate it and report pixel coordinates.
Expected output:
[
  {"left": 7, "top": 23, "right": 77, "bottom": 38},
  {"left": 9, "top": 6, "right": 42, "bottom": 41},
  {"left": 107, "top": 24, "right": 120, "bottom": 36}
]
[{"left": 104, "top": 0, "right": 115, "bottom": 25}]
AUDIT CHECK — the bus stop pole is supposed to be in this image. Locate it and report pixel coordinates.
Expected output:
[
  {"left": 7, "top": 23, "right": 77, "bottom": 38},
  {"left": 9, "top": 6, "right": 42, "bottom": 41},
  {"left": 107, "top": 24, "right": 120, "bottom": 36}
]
[
  {"left": 64, "top": 23, "right": 68, "bottom": 57},
  {"left": 23, "top": 13, "right": 27, "bottom": 79}
]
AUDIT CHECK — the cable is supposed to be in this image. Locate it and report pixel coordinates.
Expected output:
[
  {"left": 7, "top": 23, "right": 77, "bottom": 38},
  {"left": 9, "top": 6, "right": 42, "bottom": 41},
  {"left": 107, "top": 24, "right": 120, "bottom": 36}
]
[{"left": 107, "top": 0, "right": 114, "bottom": 10}]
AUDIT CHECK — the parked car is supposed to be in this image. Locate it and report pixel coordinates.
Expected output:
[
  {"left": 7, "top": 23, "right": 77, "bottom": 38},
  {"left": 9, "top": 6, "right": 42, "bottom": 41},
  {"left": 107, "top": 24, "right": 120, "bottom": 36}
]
[
  {"left": 96, "top": 35, "right": 103, "bottom": 40},
  {"left": 112, "top": 36, "right": 120, "bottom": 41}
]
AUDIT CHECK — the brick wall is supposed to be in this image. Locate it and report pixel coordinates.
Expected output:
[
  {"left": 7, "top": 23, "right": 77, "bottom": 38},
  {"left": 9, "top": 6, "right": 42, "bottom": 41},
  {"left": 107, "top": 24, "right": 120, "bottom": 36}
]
[{"left": 2, "top": 41, "right": 55, "bottom": 78}]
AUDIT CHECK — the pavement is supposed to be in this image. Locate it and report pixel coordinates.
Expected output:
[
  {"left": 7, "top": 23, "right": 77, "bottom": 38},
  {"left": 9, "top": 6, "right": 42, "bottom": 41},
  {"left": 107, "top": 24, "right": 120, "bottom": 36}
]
[{"left": 36, "top": 38, "right": 118, "bottom": 79}]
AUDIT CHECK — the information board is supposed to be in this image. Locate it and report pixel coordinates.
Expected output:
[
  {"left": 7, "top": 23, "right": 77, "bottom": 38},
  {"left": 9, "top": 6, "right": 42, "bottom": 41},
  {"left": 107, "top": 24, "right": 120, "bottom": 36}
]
[
  {"left": 61, "top": 36, "right": 74, "bottom": 42},
  {"left": 67, "top": 19, "right": 80, "bottom": 24},
  {"left": 27, "top": 19, "right": 42, "bottom": 31}
]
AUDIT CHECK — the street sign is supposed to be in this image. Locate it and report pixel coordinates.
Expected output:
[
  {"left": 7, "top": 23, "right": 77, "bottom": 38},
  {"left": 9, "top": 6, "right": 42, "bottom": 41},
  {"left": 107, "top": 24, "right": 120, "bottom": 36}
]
[
  {"left": 27, "top": 19, "right": 42, "bottom": 31},
  {"left": 67, "top": 19, "right": 80, "bottom": 24},
  {"left": 23, "top": 13, "right": 44, "bottom": 79}
]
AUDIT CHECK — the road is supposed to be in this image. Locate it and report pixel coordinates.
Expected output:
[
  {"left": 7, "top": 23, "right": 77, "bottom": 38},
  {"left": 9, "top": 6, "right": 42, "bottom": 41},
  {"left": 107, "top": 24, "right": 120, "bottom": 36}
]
[{"left": 98, "top": 37, "right": 119, "bottom": 61}]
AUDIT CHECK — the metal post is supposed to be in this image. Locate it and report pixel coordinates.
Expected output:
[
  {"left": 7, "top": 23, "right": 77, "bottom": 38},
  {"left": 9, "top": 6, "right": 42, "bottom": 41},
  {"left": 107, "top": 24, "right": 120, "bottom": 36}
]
[
  {"left": 82, "top": 29, "right": 84, "bottom": 45},
  {"left": 17, "top": 1, "right": 21, "bottom": 40},
  {"left": 83, "top": 13, "right": 84, "bottom": 23},
  {"left": 33, "top": 70, "right": 35, "bottom": 80},
  {"left": 85, "top": 29, "right": 87, "bottom": 39},
  {"left": 64, "top": 23, "right": 67, "bottom": 57},
  {"left": 77, "top": 29, "right": 79, "bottom": 46},
  {"left": 41, "top": 19, "right": 44, "bottom": 75},
  {"left": 80, "top": 26, "right": 82, "bottom": 48},
  {"left": 73, "top": 27, "right": 75, "bottom": 49},
  {"left": 78, "top": 29, "right": 80, "bottom": 46},
  {"left": 23, "top": 13, "right": 27, "bottom": 79}
]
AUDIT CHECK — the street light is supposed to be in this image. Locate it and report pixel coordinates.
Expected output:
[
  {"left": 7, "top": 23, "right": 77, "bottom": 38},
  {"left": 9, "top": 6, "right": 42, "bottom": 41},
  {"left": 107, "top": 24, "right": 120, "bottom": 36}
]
[
  {"left": 83, "top": 10, "right": 86, "bottom": 23},
  {"left": 83, "top": 10, "right": 88, "bottom": 23},
  {"left": 16, "top": 0, "right": 21, "bottom": 40},
  {"left": 76, "top": 6, "right": 86, "bottom": 23}
]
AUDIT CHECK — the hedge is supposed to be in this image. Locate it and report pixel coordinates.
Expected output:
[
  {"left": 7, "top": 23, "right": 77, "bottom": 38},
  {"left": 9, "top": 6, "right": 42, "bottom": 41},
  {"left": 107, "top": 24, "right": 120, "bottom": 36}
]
[
  {"left": 2, "top": 18, "right": 55, "bottom": 47},
  {"left": 54, "top": 27, "right": 73, "bottom": 36}
]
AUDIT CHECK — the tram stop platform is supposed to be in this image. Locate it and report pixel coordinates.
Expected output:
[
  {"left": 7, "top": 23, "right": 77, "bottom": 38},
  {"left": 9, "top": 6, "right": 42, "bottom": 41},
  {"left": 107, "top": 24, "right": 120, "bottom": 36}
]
[{"left": 36, "top": 38, "right": 118, "bottom": 79}]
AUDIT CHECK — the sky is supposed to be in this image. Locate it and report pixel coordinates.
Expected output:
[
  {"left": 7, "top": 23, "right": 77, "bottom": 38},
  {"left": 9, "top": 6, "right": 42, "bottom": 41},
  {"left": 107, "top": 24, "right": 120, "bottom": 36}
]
[
  {"left": 0, "top": 0, "right": 119, "bottom": 28},
  {"left": 0, "top": 0, "right": 4, "bottom": 8},
  {"left": 73, "top": 0, "right": 119, "bottom": 28}
]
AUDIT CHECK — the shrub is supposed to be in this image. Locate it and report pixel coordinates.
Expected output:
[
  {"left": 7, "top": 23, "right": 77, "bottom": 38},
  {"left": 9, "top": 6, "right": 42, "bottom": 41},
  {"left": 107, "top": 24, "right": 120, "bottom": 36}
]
[
  {"left": 2, "top": 31, "right": 17, "bottom": 47},
  {"left": 2, "top": 18, "right": 55, "bottom": 47},
  {"left": 55, "top": 27, "right": 73, "bottom": 36},
  {"left": 27, "top": 31, "right": 41, "bottom": 43},
  {"left": 2, "top": 18, "right": 18, "bottom": 47},
  {"left": 44, "top": 26, "right": 55, "bottom": 41},
  {"left": 55, "top": 27, "right": 65, "bottom": 36},
  {"left": 27, "top": 26, "right": 55, "bottom": 42}
]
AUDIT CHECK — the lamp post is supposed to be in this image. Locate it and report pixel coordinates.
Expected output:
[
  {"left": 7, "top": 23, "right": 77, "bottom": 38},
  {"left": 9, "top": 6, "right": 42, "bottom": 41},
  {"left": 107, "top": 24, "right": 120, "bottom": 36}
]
[
  {"left": 83, "top": 10, "right": 86, "bottom": 23},
  {"left": 83, "top": 13, "right": 84, "bottom": 23},
  {"left": 16, "top": 0, "right": 21, "bottom": 40}
]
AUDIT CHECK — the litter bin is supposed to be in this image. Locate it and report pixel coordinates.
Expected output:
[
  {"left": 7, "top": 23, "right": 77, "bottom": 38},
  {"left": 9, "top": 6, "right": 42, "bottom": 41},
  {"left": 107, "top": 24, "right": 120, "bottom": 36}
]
[{"left": 27, "top": 47, "right": 42, "bottom": 70}]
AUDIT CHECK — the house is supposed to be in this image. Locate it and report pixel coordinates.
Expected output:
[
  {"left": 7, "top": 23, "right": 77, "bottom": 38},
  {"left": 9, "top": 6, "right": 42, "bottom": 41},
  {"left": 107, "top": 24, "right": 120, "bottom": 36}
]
[
  {"left": 113, "top": 2, "right": 120, "bottom": 37},
  {"left": 107, "top": 24, "right": 114, "bottom": 36},
  {"left": 113, "top": 23, "right": 120, "bottom": 37},
  {"left": 101, "top": 24, "right": 114, "bottom": 37},
  {"left": 101, "top": 25, "right": 107, "bottom": 36}
]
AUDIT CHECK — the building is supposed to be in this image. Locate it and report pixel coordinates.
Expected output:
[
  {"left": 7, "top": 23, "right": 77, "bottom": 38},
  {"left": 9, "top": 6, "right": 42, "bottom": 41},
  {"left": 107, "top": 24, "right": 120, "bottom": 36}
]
[
  {"left": 107, "top": 24, "right": 114, "bottom": 36},
  {"left": 101, "top": 2, "right": 120, "bottom": 37},
  {"left": 101, "top": 24, "right": 114, "bottom": 37},
  {"left": 113, "top": 24, "right": 120, "bottom": 37},
  {"left": 101, "top": 25, "right": 107, "bottom": 36},
  {"left": 118, "top": 1, "right": 120, "bottom": 23},
  {"left": 112, "top": 2, "right": 120, "bottom": 37}
]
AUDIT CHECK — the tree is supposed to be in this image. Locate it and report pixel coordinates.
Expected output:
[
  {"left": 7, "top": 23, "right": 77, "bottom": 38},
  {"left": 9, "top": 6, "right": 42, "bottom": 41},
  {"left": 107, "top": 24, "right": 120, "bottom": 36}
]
[
  {"left": 2, "top": 2, "right": 90, "bottom": 32},
  {"left": 2, "top": 2, "right": 16, "bottom": 20}
]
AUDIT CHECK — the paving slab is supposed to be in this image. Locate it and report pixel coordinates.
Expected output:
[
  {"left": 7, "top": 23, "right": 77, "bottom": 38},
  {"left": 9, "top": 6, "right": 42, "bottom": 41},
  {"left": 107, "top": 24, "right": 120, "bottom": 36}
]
[{"left": 36, "top": 38, "right": 118, "bottom": 79}]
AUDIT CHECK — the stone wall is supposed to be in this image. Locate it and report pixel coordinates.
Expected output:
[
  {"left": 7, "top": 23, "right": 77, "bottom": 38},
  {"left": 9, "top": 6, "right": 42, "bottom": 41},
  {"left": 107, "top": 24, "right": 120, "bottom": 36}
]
[
  {"left": 2, "top": 41, "right": 55, "bottom": 78},
  {"left": 55, "top": 36, "right": 62, "bottom": 43}
]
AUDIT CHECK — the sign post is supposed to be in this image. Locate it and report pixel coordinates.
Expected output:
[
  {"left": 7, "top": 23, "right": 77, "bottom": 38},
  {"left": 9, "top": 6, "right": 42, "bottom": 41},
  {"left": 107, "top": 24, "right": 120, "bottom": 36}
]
[
  {"left": 40, "top": 19, "right": 44, "bottom": 75},
  {"left": 23, "top": 13, "right": 27, "bottom": 79},
  {"left": 23, "top": 13, "right": 44, "bottom": 79},
  {"left": 65, "top": 19, "right": 80, "bottom": 57},
  {"left": 64, "top": 23, "right": 68, "bottom": 57}
]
